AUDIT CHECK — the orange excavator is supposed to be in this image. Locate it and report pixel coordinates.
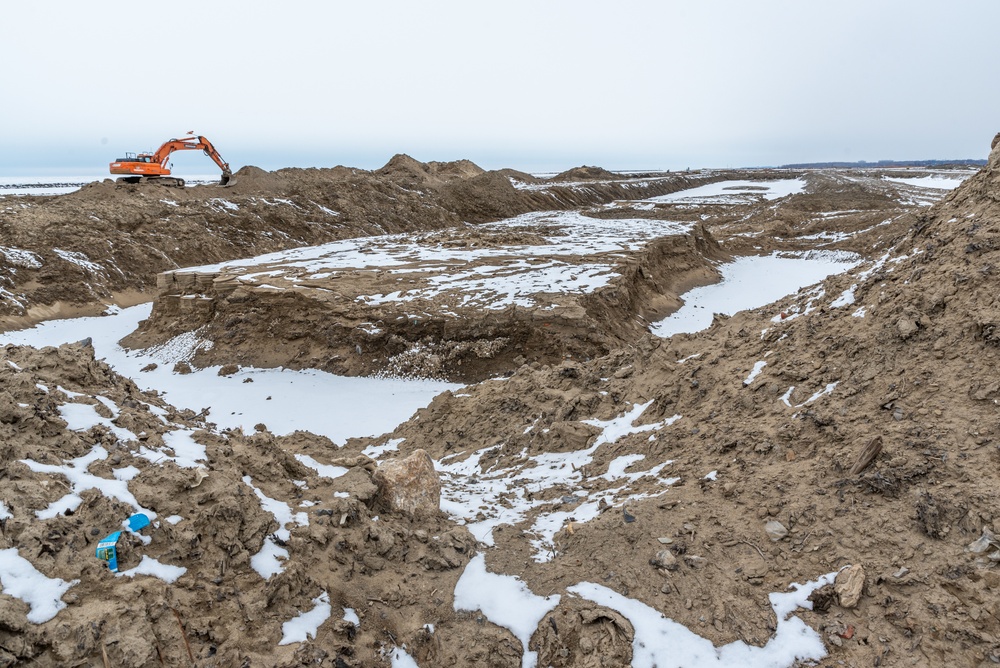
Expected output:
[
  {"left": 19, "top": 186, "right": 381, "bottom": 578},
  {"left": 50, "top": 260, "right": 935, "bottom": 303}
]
[{"left": 109, "top": 134, "right": 235, "bottom": 187}]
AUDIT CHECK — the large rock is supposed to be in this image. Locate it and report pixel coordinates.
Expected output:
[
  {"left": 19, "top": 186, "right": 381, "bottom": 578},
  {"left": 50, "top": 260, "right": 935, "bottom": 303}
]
[{"left": 372, "top": 449, "right": 441, "bottom": 517}]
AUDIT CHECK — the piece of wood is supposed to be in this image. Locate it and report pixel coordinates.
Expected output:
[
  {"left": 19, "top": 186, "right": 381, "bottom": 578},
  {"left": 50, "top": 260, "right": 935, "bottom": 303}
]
[
  {"left": 850, "top": 436, "right": 883, "bottom": 475},
  {"left": 172, "top": 607, "right": 195, "bottom": 664}
]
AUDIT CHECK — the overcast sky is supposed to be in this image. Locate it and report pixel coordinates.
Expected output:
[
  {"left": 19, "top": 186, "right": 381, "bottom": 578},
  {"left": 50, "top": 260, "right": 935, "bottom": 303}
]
[{"left": 3, "top": 1, "right": 998, "bottom": 175}]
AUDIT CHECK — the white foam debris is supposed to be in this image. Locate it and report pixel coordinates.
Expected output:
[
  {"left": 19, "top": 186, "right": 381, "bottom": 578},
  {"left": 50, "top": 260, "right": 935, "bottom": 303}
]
[
  {"left": 117, "top": 555, "right": 187, "bottom": 583},
  {"left": 704, "top": 470, "right": 718, "bottom": 481},
  {"left": 0, "top": 548, "right": 78, "bottom": 623},
  {"left": 343, "top": 607, "right": 360, "bottom": 626},
  {"left": 0, "top": 499, "right": 10, "bottom": 520},
  {"left": 454, "top": 554, "right": 560, "bottom": 668},
  {"left": 165, "top": 515, "right": 183, "bottom": 525},
  {"left": 279, "top": 591, "right": 332, "bottom": 645}
]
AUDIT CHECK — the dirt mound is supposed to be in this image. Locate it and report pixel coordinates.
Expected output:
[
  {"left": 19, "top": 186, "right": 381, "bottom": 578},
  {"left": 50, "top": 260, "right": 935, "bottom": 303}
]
[
  {"left": 1, "top": 148, "right": 991, "bottom": 666},
  {"left": 124, "top": 168, "right": 923, "bottom": 384},
  {"left": 552, "top": 165, "right": 619, "bottom": 181},
  {"left": 0, "top": 343, "right": 481, "bottom": 666},
  {"left": 122, "top": 220, "right": 726, "bottom": 383},
  {"left": 0, "top": 161, "right": 739, "bottom": 328},
  {"left": 376, "top": 140, "right": 1000, "bottom": 665}
]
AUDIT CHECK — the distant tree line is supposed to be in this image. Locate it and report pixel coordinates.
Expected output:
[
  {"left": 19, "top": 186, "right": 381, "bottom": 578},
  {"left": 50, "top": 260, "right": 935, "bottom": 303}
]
[{"left": 777, "top": 159, "right": 986, "bottom": 169}]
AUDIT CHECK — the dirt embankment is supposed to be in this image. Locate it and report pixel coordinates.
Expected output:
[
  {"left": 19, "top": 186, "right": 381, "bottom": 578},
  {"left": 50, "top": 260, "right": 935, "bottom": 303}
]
[
  {"left": 0, "top": 158, "right": 739, "bottom": 330},
  {"left": 379, "top": 140, "right": 1000, "bottom": 666},
  {"left": 0, "top": 343, "right": 479, "bottom": 667},
  {"left": 122, "top": 223, "right": 727, "bottom": 383},
  {"left": 123, "top": 168, "right": 924, "bottom": 384}
]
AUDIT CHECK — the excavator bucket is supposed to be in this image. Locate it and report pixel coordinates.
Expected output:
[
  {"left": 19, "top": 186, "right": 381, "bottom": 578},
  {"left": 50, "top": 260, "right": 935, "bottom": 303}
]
[{"left": 219, "top": 171, "right": 236, "bottom": 187}]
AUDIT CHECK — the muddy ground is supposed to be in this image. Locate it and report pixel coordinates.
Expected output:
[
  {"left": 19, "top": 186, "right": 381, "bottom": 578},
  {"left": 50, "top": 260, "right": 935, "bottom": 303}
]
[
  {"left": 123, "top": 170, "right": 922, "bottom": 384},
  {"left": 0, "top": 157, "right": 736, "bottom": 330},
  {"left": 0, "top": 146, "right": 996, "bottom": 667}
]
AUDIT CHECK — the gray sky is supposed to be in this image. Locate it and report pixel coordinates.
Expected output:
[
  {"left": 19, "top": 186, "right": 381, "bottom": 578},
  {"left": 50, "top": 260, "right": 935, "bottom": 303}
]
[{"left": 3, "top": 1, "right": 998, "bottom": 175}]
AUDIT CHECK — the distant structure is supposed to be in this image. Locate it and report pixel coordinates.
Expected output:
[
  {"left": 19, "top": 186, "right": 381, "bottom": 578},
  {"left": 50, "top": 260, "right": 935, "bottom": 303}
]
[{"left": 777, "top": 158, "right": 986, "bottom": 169}]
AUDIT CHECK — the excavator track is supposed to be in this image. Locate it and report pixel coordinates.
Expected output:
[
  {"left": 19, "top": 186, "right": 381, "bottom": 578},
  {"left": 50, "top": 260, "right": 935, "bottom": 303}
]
[{"left": 116, "top": 176, "right": 186, "bottom": 188}]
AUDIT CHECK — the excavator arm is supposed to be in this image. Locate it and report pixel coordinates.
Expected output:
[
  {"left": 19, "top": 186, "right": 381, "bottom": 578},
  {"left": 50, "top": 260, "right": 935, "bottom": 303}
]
[
  {"left": 151, "top": 136, "right": 234, "bottom": 185},
  {"left": 109, "top": 134, "right": 235, "bottom": 186}
]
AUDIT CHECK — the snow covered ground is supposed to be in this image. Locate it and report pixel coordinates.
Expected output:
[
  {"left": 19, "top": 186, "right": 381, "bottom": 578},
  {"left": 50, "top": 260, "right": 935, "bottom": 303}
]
[
  {"left": 0, "top": 242, "right": 858, "bottom": 665},
  {"left": 644, "top": 178, "right": 805, "bottom": 204},
  {"left": 882, "top": 174, "right": 968, "bottom": 190},
  {"left": 165, "top": 210, "right": 694, "bottom": 312},
  {"left": 0, "top": 305, "right": 456, "bottom": 441},
  {"left": 651, "top": 251, "right": 861, "bottom": 337}
]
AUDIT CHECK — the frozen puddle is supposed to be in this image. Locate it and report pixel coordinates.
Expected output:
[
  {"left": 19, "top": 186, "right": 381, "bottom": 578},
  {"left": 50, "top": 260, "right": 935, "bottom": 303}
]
[
  {"left": 646, "top": 178, "right": 805, "bottom": 204},
  {"left": 651, "top": 251, "right": 860, "bottom": 337},
  {"left": 883, "top": 174, "right": 968, "bottom": 190},
  {"left": 0, "top": 304, "right": 458, "bottom": 442}
]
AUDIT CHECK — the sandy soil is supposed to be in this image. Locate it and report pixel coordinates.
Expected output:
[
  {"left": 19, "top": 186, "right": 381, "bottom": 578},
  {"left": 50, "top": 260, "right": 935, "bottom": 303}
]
[{"left": 0, "top": 147, "right": 995, "bottom": 667}]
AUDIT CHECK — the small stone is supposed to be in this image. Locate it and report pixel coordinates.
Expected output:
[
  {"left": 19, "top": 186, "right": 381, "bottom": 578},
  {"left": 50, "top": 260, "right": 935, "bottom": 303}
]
[
  {"left": 764, "top": 520, "right": 788, "bottom": 541},
  {"left": 657, "top": 536, "right": 673, "bottom": 544},
  {"left": 173, "top": 361, "right": 193, "bottom": 375},
  {"left": 218, "top": 364, "right": 239, "bottom": 377},
  {"left": 650, "top": 549, "right": 679, "bottom": 571},
  {"left": 140, "top": 363, "right": 158, "bottom": 373},
  {"left": 966, "top": 527, "right": 999, "bottom": 554},
  {"left": 835, "top": 564, "right": 865, "bottom": 608},
  {"left": 896, "top": 317, "right": 919, "bottom": 340},
  {"left": 893, "top": 567, "right": 909, "bottom": 578}
]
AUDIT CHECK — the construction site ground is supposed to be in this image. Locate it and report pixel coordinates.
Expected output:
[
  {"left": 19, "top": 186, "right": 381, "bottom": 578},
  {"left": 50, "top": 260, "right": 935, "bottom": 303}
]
[{"left": 0, "top": 147, "right": 997, "bottom": 667}]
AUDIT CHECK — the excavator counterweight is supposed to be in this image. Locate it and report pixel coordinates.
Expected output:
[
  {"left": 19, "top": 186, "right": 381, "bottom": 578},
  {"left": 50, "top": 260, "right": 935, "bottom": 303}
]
[{"left": 109, "top": 135, "right": 235, "bottom": 187}]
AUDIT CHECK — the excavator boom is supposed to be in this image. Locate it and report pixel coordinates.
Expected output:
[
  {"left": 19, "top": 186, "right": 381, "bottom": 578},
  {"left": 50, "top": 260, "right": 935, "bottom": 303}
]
[{"left": 109, "top": 135, "right": 235, "bottom": 186}]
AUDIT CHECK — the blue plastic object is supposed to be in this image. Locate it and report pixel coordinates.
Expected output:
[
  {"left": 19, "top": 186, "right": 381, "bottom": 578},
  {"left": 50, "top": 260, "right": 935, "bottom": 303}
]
[
  {"left": 95, "top": 531, "right": 123, "bottom": 572},
  {"left": 95, "top": 513, "right": 152, "bottom": 572}
]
